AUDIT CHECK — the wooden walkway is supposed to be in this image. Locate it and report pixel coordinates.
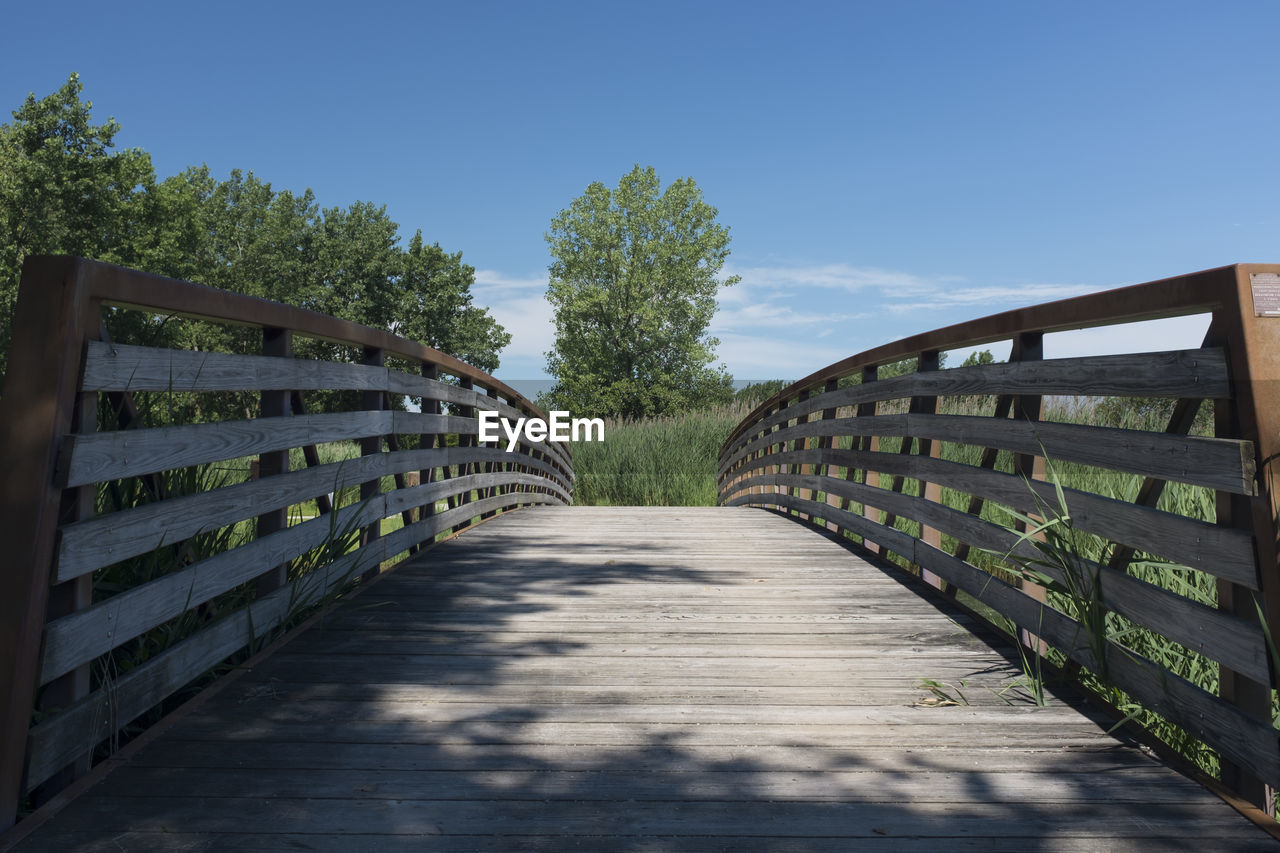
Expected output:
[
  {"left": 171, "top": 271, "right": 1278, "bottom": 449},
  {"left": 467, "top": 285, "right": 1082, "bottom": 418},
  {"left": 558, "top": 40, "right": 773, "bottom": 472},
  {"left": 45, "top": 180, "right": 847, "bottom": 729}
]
[{"left": 11, "top": 507, "right": 1276, "bottom": 851}]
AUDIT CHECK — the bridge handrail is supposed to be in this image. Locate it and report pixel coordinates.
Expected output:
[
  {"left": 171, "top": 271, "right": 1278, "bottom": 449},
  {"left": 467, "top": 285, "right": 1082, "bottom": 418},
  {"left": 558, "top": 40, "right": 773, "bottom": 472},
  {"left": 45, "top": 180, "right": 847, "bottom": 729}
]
[
  {"left": 0, "top": 256, "right": 573, "bottom": 829},
  {"left": 717, "top": 262, "right": 1280, "bottom": 811}
]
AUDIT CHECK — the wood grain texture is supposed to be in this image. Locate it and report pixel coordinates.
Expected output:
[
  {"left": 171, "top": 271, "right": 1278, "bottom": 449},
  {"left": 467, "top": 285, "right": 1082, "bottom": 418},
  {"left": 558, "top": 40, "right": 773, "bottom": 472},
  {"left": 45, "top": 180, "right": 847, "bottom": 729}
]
[
  {"left": 728, "top": 475, "right": 1269, "bottom": 683},
  {"left": 723, "top": 348, "right": 1230, "bottom": 454},
  {"left": 731, "top": 493, "right": 1280, "bottom": 786},
  {"left": 11, "top": 507, "right": 1271, "bottom": 851},
  {"left": 80, "top": 341, "right": 391, "bottom": 393},
  {"left": 719, "top": 412, "right": 1255, "bottom": 495},
  {"left": 55, "top": 447, "right": 569, "bottom": 582},
  {"left": 42, "top": 474, "right": 567, "bottom": 682},
  {"left": 724, "top": 445, "right": 1256, "bottom": 587}
]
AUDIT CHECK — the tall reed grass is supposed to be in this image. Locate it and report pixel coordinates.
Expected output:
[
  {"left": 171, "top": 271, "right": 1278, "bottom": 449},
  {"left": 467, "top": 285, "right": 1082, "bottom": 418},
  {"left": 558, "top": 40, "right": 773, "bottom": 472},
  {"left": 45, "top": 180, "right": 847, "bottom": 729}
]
[{"left": 568, "top": 403, "right": 750, "bottom": 505}]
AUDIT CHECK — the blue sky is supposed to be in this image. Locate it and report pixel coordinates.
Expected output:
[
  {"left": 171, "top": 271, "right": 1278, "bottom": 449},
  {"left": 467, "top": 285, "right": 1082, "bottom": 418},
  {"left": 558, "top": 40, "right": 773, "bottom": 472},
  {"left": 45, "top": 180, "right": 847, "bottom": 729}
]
[{"left": 2, "top": 1, "right": 1277, "bottom": 381}]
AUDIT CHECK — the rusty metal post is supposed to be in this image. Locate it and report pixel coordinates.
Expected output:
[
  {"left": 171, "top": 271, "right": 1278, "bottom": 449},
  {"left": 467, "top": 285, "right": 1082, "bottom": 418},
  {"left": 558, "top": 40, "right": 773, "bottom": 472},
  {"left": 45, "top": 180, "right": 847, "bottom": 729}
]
[
  {"left": 28, "top": 370, "right": 98, "bottom": 808},
  {"left": 1212, "top": 265, "right": 1280, "bottom": 811},
  {"left": 0, "top": 257, "right": 98, "bottom": 830}
]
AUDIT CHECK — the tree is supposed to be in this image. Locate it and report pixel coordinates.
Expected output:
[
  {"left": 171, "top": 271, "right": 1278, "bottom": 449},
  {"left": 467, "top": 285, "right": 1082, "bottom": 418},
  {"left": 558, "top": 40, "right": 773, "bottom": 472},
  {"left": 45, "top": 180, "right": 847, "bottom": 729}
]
[
  {"left": 961, "top": 349, "right": 995, "bottom": 367},
  {"left": 0, "top": 73, "right": 154, "bottom": 383},
  {"left": 396, "top": 232, "right": 511, "bottom": 374},
  {"left": 0, "top": 76, "right": 513, "bottom": 406},
  {"left": 543, "top": 164, "right": 737, "bottom": 418}
]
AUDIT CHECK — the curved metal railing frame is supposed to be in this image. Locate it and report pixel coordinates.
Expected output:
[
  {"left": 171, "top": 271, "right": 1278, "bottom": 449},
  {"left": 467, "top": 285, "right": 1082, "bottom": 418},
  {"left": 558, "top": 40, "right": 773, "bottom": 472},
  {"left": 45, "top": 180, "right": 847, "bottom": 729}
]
[
  {"left": 718, "top": 262, "right": 1280, "bottom": 811},
  {"left": 0, "top": 256, "right": 573, "bottom": 828}
]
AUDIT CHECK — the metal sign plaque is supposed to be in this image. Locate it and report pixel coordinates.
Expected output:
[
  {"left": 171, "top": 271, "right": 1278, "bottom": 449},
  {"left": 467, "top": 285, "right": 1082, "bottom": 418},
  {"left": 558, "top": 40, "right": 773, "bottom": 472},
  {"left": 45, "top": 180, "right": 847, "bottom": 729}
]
[{"left": 1251, "top": 273, "right": 1280, "bottom": 317}]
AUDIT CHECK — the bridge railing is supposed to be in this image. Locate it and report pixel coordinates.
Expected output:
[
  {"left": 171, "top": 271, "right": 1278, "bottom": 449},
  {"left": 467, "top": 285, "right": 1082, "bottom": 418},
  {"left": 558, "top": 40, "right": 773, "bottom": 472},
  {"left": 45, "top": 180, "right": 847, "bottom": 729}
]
[
  {"left": 718, "top": 263, "right": 1280, "bottom": 810},
  {"left": 0, "top": 256, "right": 573, "bottom": 829}
]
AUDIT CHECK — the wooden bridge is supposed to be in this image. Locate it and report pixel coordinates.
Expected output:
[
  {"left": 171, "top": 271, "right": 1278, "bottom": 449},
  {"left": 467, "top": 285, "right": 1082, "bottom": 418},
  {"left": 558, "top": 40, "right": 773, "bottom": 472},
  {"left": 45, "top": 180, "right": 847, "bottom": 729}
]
[{"left": 1, "top": 258, "right": 1279, "bottom": 850}]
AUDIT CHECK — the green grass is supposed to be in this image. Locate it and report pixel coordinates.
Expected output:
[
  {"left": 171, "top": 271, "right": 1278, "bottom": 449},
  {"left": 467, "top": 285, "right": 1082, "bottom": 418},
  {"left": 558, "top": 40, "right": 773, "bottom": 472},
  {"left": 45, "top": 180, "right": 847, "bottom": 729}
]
[{"left": 568, "top": 403, "right": 749, "bottom": 505}]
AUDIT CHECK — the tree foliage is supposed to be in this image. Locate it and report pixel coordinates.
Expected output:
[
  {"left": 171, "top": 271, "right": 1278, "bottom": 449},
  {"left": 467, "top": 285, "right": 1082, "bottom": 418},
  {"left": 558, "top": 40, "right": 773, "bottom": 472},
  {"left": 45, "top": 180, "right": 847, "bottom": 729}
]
[
  {"left": 543, "top": 165, "right": 737, "bottom": 418},
  {"left": 0, "top": 73, "right": 153, "bottom": 367},
  {"left": 0, "top": 74, "right": 508, "bottom": 398}
]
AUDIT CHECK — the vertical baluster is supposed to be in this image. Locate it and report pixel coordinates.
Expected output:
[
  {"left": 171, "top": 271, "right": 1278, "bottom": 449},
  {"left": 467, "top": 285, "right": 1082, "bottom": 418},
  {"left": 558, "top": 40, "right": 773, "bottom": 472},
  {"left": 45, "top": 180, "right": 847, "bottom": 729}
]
[
  {"left": 419, "top": 363, "right": 440, "bottom": 541},
  {"left": 453, "top": 377, "right": 475, "bottom": 532},
  {"left": 912, "top": 350, "right": 947, "bottom": 592},
  {"left": 360, "top": 346, "right": 385, "bottom": 579},
  {"left": 1010, "top": 331, "right": 1047, "bottom": 652},
  {"left": 857, "top": 365, "right": 880, "bottom": 555},
  {"left": 818, "top": 378, "right": 841, "bottom": 533},
  {"left": 255, "top": 327, "right": 292, "bottom": 596}
]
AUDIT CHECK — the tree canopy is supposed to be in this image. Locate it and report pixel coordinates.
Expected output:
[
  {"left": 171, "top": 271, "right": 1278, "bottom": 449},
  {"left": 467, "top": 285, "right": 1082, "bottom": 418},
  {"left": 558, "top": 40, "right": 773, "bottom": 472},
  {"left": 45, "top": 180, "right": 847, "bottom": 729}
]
[
  {"left": 542, "top": 165, "right": 737, "bottom": 418},
  {"left": 0, "top": 74, "right": 508, "bottom": 395}
]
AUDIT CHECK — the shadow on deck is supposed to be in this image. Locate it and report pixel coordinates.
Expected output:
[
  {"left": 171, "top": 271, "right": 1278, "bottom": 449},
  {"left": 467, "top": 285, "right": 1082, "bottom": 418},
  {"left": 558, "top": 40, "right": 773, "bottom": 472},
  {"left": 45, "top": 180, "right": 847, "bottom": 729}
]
[{"left": 9, "top": 506, "right": 1276, "bottom": 852}]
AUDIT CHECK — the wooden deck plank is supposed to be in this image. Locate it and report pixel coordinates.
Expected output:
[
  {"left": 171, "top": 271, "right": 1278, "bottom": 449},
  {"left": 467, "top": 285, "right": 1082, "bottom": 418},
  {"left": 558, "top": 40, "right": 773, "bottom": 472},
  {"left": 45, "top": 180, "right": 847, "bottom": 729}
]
[{"left": 11, "top": 506, "right": 1276, "bottom": 851}]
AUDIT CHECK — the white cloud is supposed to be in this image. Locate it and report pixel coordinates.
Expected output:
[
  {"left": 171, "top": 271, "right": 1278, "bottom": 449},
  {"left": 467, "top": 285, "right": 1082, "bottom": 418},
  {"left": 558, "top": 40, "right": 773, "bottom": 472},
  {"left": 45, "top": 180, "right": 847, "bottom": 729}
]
[
  {"left": 726, "top": 262, "right": 955, "bottom": 294},
  {"left": 712, "top": 302, "right": 870, "bottom": 331},
  {"left": 471, "top": 271, "right": 555, "bottom": 376},
  {"left": 472, "top": 269, "right": 547, "bottom": 296},
  {"left": 883, "top": 282, "right": 1099, "bottom": 314},
  {"left": 471, "top": 259, "right": 1202, "bottom": 383}
]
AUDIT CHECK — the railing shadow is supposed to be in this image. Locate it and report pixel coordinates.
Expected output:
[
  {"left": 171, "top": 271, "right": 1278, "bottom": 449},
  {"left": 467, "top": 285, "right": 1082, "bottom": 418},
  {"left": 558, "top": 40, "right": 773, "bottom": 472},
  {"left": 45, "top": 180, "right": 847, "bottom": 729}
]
[{"left": 11, "top": 506, "right": 1267, "bottom": 851}]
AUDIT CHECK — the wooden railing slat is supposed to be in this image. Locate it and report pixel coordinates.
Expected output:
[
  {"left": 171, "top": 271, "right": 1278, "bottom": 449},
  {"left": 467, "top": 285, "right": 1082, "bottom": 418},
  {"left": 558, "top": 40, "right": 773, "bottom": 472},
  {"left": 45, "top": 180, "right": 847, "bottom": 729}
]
[
  {"left": 733, "top": 492, "right": 1280, "bottom": 786},
  {"left": 721, "top": 349, "right": 1229, "bottom": 460},
  {"left": 730, "top": 477, "right": 1268, "bottom": 684},
  {"left": 725, "top": 446, "right": 1257, "bottom": 588},
  {"left": 0, "top": 257, "right": 575, "bottom": 828},
  {"left": 719, "top": 414, "right": 1255, "bottom": 496},
  {"left": 81, "top": 341, "right": 390, "bottom": 393},
  {"left": 55, "top": 445, "right": 570, "bottom": 584},
  {"left": 42, "top": 471, "right": 561, "bottom": 685},
  {"left": 24, "top": 542, "right": 380, "bottom": 792}
]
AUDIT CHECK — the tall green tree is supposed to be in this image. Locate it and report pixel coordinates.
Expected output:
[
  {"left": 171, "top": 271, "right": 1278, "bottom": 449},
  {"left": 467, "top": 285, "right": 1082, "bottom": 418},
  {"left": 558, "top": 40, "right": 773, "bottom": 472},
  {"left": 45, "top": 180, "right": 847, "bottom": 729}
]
[
  {"left": 397, "top": 232, "right": 511, "bottom": 374},
  {"left": 543, "top": 164, "right": 737, "bottom": 418},
  {"left": 0, "top": 73, "right": 154, "bottom": 381}
]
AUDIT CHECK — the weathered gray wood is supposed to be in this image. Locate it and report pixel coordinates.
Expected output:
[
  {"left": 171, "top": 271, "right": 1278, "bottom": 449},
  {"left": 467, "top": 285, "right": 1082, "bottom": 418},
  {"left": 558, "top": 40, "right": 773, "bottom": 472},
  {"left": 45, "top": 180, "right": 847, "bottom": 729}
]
[
  {"left": 12, "top": 507, "right": 1270, "bottom": 852},
  {"left": 40, "top": 499, "right": 383, "bottom": 684},
  {"left": 26, "top": 796, "right": 1272, "bottom": 841},
  {"left": 721, "top": 348, "right": 1231, "bottom": 460},
  {"left": 81, "top": 341, "right": 391, "bottom": 393},
  {"left": 55, "top": 448, "right": 568, "bottom": 582},
  {"left": 732, "top": 472, "right": 1270, "bottom": 683},
  {"left": 124, "top": 738, "right": 1161, "bottom": 772},
  {"left": 40, "top": 478, "right": 562, "bottom": 686},
  {"left": 76, "top": 344, "right": 574, "bottom": 475},
  {"left": 36, "top": 492, "right": 563, "bottom": 782},
  {"left": 387, "top": 369, "right": 526, "bottom": 416},
  {"left": 58, "top": 411, "right": 389, "bottom": 487},
  {"left": 737, "top": 493, "right": 1280, "bottom": 786},
  {"left": 24, "top": 542, "right": 379, "bottom": 792},
  {"left": 727, "top": 445, "right": 1257, "bottom": 587},
  {"left": 96, "top": 763, "right": 1216, "bottom": 803},
  {"left": 20, "top": 830, "right": 1277, "bottom": 853},
  {"left": 719, "top": 412, "right": 1255, "bottom": 495}
]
